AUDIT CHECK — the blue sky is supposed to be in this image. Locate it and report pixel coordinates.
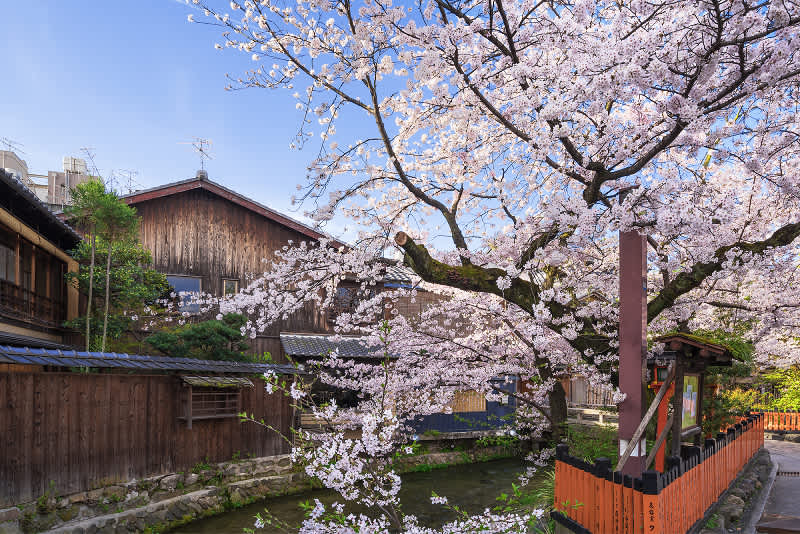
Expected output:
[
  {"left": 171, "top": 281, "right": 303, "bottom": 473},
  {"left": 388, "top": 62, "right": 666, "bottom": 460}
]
[{"left": 1, "top": 1, "right": 351, "bottom": 237}]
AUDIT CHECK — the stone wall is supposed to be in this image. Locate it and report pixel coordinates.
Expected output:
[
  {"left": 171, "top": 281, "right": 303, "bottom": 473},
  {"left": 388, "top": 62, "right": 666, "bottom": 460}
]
[
  {"left": 2, "top": 455, "right": 311, "bottom": 534},
  {"left": 0, "top": 432, "right": 528, "bottom": 534}
]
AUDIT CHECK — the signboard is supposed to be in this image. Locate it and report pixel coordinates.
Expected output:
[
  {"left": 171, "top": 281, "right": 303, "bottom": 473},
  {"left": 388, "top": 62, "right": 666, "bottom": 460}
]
[{"left": 681, "top": 374, "right": 699, "bottom": 429}]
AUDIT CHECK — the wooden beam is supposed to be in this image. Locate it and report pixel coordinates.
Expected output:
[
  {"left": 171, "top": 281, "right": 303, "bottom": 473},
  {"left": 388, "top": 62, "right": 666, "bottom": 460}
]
[
  {"left": 645, "top": 412, "right": 673, "bottom": 470},
  {"left": 616, "top": 364, "right": 675, "bottom": 472}
]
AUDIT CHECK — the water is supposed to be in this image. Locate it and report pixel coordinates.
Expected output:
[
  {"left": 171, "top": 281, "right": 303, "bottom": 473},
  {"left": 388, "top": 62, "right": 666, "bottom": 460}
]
[{"left": 172, "top": 459, "right": 529, "bottom": 533}]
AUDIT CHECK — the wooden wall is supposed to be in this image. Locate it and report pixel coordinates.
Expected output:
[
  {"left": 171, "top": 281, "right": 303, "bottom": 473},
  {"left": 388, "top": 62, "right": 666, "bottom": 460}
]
[
  {"left": 0, "top": 372, "right": 292, "bottom": 506},
  {"left": 132, "top": 188, "right": 333, "bottom": 361}
]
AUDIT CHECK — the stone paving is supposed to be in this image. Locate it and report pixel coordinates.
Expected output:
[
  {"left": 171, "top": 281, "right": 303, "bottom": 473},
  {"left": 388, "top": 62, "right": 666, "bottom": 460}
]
[{"left": 755, "top": 440, "right": 800, "bottom": 533}]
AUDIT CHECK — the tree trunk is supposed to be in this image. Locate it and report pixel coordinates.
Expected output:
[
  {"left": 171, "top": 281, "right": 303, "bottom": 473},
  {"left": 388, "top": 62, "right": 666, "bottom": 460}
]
[
  {"left": 549, "top": 380, "right": 568, "bottom": 443},
  {"left": 101, "top": 242, "right": 112, "bottom": 352},
  {"left": 86, "top": 230, "right": 96, "bottom": 351}
]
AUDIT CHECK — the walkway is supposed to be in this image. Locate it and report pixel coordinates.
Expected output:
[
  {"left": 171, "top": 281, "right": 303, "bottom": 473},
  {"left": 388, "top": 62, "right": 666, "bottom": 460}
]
[{"left": 755, "top": 440, "right": 800, "bottom": 533}]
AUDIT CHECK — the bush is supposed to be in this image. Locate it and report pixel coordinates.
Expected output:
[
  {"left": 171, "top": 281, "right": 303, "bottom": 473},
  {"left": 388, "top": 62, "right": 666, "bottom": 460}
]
[{"left": 146, "top": 313, "right": 249, "bottom": 360}]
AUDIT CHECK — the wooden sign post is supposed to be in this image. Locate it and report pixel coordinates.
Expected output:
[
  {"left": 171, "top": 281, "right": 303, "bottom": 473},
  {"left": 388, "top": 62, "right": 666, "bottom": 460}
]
[{"left": 618, "top": 230, "right": 648, "bottom": 477}]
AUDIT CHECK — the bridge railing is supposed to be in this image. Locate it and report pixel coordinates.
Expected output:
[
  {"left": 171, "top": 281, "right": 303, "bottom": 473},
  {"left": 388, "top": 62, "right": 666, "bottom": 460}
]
[
  {"left": 552, "top": 412, "right": 764, "bottom": 534},
  {"left": 762, "top": 410, "right": 800, "bottom": 431}
]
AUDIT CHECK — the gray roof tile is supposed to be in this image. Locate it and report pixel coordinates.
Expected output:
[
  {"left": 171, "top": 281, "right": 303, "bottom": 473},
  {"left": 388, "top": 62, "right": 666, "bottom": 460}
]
[
  {"left": 280, "top": 333, "right": 392, "bottom": 359},
  {"left": 0, "top": 345, "right": 298, "bottom": 375}
]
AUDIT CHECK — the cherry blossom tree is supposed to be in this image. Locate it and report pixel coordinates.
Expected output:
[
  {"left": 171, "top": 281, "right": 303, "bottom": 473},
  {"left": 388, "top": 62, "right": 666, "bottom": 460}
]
[{"left": 183, "top": 0, "right": 800, "bottom": 529}]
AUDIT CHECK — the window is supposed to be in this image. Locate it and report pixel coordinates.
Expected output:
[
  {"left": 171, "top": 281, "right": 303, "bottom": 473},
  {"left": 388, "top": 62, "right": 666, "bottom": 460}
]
[
  {"left": 223, "top": 278, "right": 239, "bottom": 296},
  {"left": 330, "top": 285, "right": 377, "bottom": 320},
  {"left": 179, "top": 376, "right": 253, "bottom": 428},
  {"left": 166, "top": 275, "right": 202, "bottom": 312},
  {"left": 0, "top": 243, "right": 15, "bottom": 283}
]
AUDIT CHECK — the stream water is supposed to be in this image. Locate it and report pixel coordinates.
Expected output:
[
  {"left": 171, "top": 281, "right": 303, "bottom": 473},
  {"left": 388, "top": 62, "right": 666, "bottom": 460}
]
[{"left": 172, "top": 458, "right": 529, "bottom": 533}]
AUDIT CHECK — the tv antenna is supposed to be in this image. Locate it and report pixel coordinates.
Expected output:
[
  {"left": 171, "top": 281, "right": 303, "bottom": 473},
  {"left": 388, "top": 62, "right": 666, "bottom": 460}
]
[
  {"left": 116, "top": 169, "right": 140, "bottom": 194},
  {"left": 80, "top": 146, "right": 102, "bottom": 177},
  {"left": 0, "top": 137, "right": 25, "bottom": 155},
  {"left": 179, "top": 137, "right": 213, "bottom": 171}
]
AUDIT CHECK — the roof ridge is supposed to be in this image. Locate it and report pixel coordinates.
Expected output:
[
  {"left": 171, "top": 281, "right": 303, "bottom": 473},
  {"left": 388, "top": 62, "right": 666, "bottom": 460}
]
[{"left": 122, "top": 175, "right": 347, "bottom": 248}]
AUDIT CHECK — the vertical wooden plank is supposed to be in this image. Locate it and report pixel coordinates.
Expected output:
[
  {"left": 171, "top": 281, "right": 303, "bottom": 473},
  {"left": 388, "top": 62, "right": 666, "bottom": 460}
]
[
  {"left": 77, "top": 374, "right": 91, "bottom": 493},
  {"left": 0, "top": 374, "right": 15, "bottom": 506},
  {"left": 17, "top": 373, "right": 34, "bottom": 502}
]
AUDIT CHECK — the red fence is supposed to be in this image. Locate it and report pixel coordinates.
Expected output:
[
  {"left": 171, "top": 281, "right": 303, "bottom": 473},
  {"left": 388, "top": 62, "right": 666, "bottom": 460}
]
[
  {"left": 763, "top": 410, "right": 800, "bottom": 431},
  {"left": 553, "top": 413, "right": 764, "bottom": 534}
]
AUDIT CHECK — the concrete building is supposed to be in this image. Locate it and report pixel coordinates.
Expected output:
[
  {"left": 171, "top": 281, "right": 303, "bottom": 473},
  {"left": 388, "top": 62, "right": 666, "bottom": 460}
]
[{"left": 0, "top": 150, "right": 93, "bottom": 209}]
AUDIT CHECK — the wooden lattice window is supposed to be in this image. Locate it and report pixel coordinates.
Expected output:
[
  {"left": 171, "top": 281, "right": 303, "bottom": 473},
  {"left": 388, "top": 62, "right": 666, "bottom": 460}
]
[
  {"left": 179, "top": 376, "right": 252, "bottom": 428},
  {"left": 330, "top": 285, "right": 377, "bottom": 321}
]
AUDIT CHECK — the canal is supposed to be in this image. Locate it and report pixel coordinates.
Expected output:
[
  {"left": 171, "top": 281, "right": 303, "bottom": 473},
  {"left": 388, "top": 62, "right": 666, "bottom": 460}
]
[{"left": 172, "top": 458, "right": 531, "bottom": 533}]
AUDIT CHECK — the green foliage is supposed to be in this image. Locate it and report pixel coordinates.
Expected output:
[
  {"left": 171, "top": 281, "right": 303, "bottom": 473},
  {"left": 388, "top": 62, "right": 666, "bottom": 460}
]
[
  {"left": 475, "top": 433, "right": 520, "bottom": 451},
  {"left": 763, "top": 366, "right": 800, "bottom": 410},
  {"left": 494, "top": 470, "right": 555, "bottom": 514},
  {"left": 191, "top": 457, "right": 212, "bottom": 474},
  {"left": 145, "top": 313, "right": 250, "bottom": 360},
  {"left": 563, "top": 424, "right": 618, "bottom": 463},
  {"left": 65, "top": 234, "right": 169, "bottom": 348},
  {"left": 64, "top": 179, "right": 107, "bottom": 237}
]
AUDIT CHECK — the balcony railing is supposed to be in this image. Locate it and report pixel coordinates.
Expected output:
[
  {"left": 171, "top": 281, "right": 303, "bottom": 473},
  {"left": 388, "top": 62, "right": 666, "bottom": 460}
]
[{"left": 0, "top": 279, "right": 65, "bottom": 329}]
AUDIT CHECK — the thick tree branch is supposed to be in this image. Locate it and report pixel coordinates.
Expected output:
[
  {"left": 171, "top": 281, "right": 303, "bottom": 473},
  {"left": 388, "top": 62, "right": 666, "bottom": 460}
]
[{"left": 648, "top": 221, "right": 800, "bottom": 322}]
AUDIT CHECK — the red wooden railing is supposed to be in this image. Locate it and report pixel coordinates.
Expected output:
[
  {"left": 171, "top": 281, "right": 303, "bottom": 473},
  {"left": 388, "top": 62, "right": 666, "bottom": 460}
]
[
  {"left": 553, "top": 413, "right": 764, "bottom": 534},
  {"left": 763, "top": 410, "right": 800, "bottom": 431},
  {"left": 0, "top": 278, "right": 65, "bottom": 328}
]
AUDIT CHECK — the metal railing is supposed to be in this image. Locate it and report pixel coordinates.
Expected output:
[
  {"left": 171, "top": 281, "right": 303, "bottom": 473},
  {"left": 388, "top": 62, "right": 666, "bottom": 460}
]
[{"left": 0, "top": 278, "right": 65, "bottom": 328}]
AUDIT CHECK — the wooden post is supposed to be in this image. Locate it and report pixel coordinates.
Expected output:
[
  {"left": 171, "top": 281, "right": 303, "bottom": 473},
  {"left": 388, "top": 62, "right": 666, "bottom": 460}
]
[
  {"left": 655, "top": 382, "right": 674, "bottom": 471},
  {"left": 186, "top": 384, "right": 193, "bottom": 430},
  {"left": 14, "top": 233, "right": 20, "bottom": 284},
  {"left": 671, "top": 363, "right": 684, "bottom": 456},
  {"left": 618, "top": 230, "right": 648, "bottom": 477}
]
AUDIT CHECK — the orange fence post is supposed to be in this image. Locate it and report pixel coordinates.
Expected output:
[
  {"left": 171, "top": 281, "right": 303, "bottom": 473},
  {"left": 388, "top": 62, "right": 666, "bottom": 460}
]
[
  {"left": 633, "top": 478, "right": 644, "bottom": 534},
  {"left": 642, "top": 471, "right": 663, "bottom": 534},
  {"left": 594, "top": 458, "right": 612, "bottom": 533},
  {"left": 613, "top": 471, "right": 623, "bottom": 533}
]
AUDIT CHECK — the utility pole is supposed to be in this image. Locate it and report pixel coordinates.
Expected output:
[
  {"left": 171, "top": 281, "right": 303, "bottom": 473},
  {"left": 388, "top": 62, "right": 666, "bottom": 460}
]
[{"left": 618, "top": 230, "right": 648, "bottom": 477}]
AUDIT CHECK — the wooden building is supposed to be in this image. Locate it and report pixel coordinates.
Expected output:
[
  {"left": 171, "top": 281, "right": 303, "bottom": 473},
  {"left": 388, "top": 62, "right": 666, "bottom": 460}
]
[
  {"left": 0, "top": 345, "right": 297, "bottom": 506},
  {"left": 123, "top": 171, "right": 347, "bottom": 360},
  {"left": 0, "top": 169, "right": 81, "bottom": 348}
]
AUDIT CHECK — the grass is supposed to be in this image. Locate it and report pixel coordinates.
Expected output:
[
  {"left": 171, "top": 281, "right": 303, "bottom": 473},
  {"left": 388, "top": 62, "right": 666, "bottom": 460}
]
[{"left": 563, "top": 423, "right": 618, "bottom": 463}]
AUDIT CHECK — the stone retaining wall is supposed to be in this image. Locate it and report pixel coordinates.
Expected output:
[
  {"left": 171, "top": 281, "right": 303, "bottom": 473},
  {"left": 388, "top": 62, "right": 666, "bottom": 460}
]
[
  {"left": 0, "top": 438, "right": 522, "bottom": 534},
  {"left": 2, "top": 455, "right": 310, "bottom": 534}
]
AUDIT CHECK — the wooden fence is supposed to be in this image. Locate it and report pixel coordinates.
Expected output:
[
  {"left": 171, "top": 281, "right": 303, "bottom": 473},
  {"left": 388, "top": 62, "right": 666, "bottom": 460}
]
[
  {"left": 763, "top": 410, "right": 800, "bottom": 431},
  {"left": 0, "top": 372, "right": 292, "bottom": 506},
  {"left": 552, "top": 413, "right": 764, "bottom": 534}
]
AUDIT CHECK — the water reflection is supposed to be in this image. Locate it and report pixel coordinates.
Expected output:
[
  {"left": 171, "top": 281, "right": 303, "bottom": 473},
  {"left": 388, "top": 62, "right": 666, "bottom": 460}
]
[{"left": 172, "top": 459, "right": 529, "bottom": 533}]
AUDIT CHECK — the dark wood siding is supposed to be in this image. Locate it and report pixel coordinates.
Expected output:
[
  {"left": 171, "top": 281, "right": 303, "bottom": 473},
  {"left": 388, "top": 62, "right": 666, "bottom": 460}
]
[
  {"left": 132, "top": 188, "right": 333, "bottom": 361},
  {"left": 0, "top": 372, "right": 292, "bottom": 506}
]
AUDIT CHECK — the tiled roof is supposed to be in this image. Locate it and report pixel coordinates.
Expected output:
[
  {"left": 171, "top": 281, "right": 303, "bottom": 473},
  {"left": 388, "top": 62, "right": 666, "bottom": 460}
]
[
  {"left": 383, "top": 263, "right": 416, "bottom": 284},
  {"left": 280, "top": 333, "right": 392, "bottom": 359},
  {"left": 0, "top": 345, "right": 298, "bottom": 375},
  {"left": 0, "top": 170, "right": 82, "bottom": 249},
  {"left": 181, "top": 376, "right": 254, "bottom": 388}
]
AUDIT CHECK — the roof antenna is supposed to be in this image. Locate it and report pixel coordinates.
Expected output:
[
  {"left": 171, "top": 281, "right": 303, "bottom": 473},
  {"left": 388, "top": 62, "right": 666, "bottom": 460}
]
[
  {"left": 0, "top": 137, "right": 26, "bottom": 155},
  {"left": 179, "top": 137, "right": 213, "bottom": 178}
]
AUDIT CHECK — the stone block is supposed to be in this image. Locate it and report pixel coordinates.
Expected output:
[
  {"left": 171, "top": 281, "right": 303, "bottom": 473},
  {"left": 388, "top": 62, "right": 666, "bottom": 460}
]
[
  {"left": 69, "top": 492, "right": 89, "bottom": 505},
  {"left": 87, "top": 489, "right": 105, "bottom": 502},
  {"left": 0, "top": 522, "right": 22, "bottom": 534},
  {"left": 719, "top": 494, "right": 745, "bottom": 523},
  {"left": 160, "top": 474, "right": 182, "bottom": 492},
  {"left": 184, "top": 474, "right": 199, "bottom": 487},
  {"left": 0, "top": 510, "right": 19, "bottom": 524}
]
